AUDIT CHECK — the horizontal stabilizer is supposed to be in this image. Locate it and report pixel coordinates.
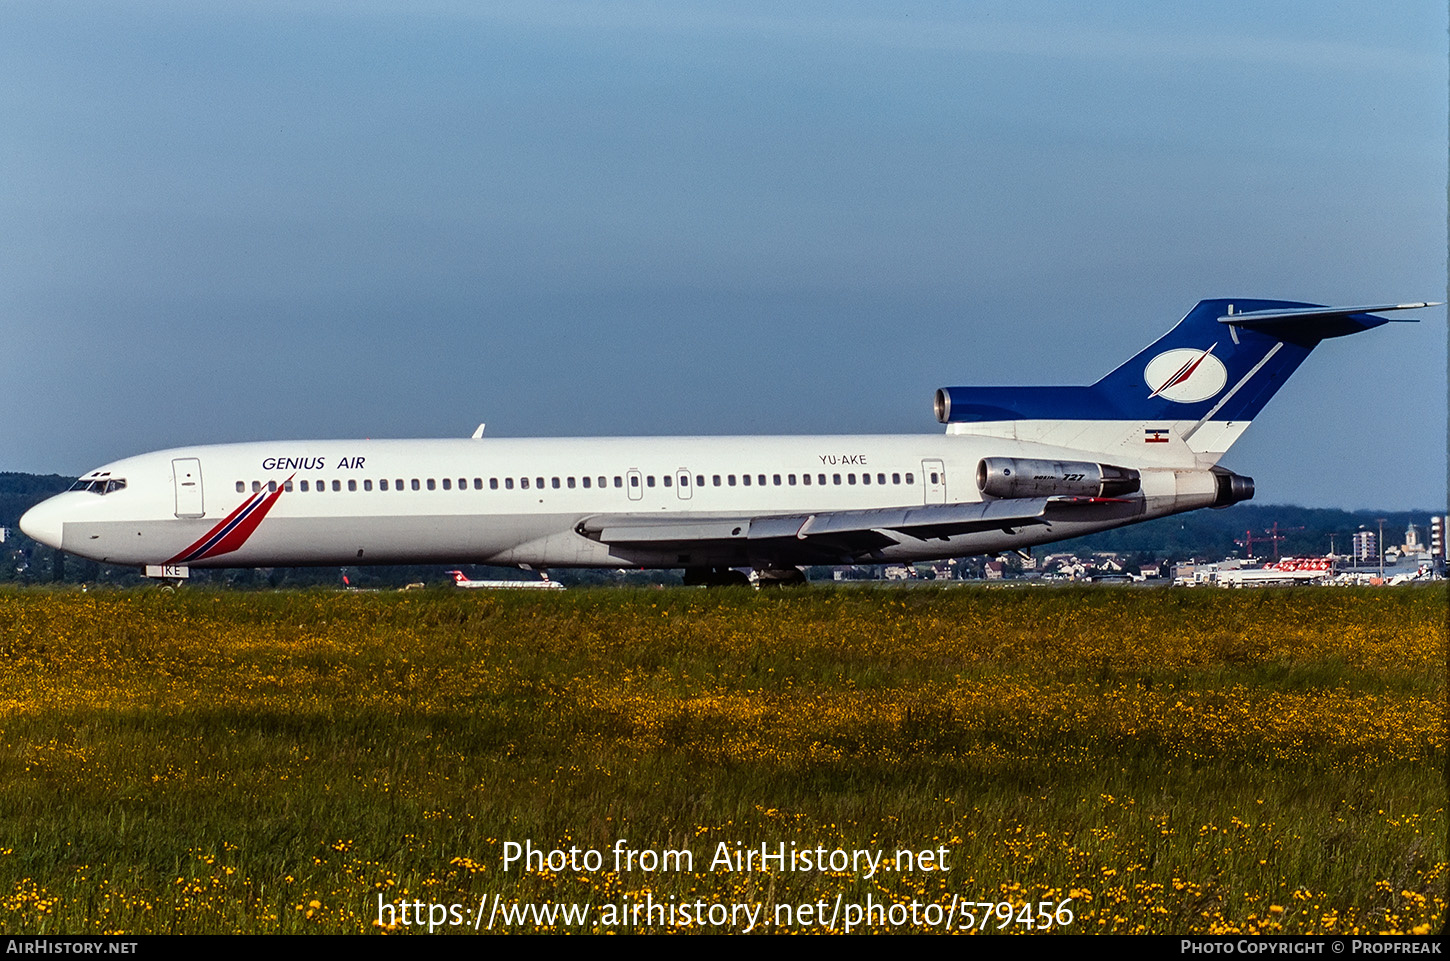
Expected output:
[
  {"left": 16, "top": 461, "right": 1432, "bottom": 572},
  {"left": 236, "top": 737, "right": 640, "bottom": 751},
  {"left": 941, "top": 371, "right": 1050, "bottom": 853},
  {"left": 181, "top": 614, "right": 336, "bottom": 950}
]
[{"left": 1218, "top": 302, "right": 1437, "bottom": 333}]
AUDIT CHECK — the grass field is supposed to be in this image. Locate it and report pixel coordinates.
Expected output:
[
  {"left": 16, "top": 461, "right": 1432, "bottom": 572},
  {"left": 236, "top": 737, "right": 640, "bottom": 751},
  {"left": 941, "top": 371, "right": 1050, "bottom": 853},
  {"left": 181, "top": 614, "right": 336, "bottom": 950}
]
[{"left": 0, "top": 584, "right": 1443, "bottom": 934}]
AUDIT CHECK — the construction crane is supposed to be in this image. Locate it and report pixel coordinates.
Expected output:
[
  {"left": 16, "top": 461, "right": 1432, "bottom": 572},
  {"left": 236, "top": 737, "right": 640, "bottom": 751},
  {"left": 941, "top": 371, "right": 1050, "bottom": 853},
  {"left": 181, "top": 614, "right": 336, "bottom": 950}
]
[{"left": 1235, "top": 522, "right": 1306, "bottom": 560}]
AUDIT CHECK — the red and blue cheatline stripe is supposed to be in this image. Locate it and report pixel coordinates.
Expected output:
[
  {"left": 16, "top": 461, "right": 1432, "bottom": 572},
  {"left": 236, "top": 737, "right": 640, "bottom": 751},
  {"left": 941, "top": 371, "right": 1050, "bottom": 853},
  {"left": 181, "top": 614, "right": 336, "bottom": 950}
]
[{"left": 166, "top": 476, "right": 291, "bottom": 565}]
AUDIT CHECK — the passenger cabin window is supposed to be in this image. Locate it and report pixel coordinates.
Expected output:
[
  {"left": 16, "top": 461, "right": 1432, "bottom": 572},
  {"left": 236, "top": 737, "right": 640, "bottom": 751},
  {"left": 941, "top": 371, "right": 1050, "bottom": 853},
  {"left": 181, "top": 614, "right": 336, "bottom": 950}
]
[
  {"left": 283, "top": 481, "right": 293, "bottom": 492},
  {"left": 742, "top": 475, "right": 751, "bottom": 486},
  {"left": 348, "top": 480, "right": 357, "bottom": 492},
  {"left": 363, "top": 480, "right": 372, "bottom": 491},
  {"left": 521, "top": 478, "right": 529, "bottom": 490},
  {"left": 236, "top": 481, "right": 245, "bottom": 493},
  {"left": 505, "top": 478, "right": 514, "bottom": 490},
  {"left": 379, "top": 479, "right": 388, "bottom": 491},
  {"left": 490, "top": 478, "right": 499, "bottom": 490},
  {"left": 411, "top": 479, "right": 420, "bottom": 491},
  {"left": 905, "top": 473, "right": 915, "bottom": 484},
  {"left": 552, "top": 477, "right": 561, "bottom": 489}
]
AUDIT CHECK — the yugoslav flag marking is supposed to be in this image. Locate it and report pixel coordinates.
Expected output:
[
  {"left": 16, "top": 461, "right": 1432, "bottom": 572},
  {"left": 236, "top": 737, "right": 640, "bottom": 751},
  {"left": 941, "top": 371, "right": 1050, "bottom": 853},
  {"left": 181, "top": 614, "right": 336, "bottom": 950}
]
[
  {"left": 167, "top": 475, "right": 291, "bottom": 564},
  {"left": 1144, "top": 344, "right": 1228, "bottom": 403}
]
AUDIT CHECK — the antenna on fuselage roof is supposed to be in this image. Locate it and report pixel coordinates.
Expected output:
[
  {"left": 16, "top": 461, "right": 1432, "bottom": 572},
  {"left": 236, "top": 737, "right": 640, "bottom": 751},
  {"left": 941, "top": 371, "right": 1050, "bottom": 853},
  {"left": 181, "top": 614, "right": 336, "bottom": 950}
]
[{"left": 471, "top": 423, "right": 485, "bottom": 439}]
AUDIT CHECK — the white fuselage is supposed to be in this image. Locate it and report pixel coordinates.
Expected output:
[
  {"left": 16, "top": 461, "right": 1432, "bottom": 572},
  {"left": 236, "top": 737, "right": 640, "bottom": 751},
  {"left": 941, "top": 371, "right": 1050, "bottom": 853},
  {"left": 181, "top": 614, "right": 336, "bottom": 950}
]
[{"left": 21, "top": 431, "right": 1225, "bottom": 571}]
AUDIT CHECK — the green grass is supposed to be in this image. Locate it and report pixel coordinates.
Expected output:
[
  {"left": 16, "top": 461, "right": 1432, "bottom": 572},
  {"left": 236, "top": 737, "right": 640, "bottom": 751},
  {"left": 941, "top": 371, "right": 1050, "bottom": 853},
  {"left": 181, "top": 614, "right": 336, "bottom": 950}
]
[{"left": 0, "top": 585, "right": 1443, "bottom": 933}]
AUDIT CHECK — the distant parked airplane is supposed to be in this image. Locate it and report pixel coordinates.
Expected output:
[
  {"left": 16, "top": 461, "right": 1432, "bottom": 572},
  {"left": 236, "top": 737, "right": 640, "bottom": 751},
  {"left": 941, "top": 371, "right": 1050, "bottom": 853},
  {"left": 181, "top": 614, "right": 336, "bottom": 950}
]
[
  {"left": 447, "top": 569, "right": 563, "bottom": 590},
  {"left": 20, "top": 299, "right": 1435, "bottom": 586}
]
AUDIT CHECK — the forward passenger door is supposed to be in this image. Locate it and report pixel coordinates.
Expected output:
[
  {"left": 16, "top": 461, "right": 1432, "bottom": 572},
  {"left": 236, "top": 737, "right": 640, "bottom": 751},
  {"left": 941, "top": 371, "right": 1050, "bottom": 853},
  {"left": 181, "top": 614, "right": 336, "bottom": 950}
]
[{"left": 173, "top": 458, "right": 205, "bottom": 518}]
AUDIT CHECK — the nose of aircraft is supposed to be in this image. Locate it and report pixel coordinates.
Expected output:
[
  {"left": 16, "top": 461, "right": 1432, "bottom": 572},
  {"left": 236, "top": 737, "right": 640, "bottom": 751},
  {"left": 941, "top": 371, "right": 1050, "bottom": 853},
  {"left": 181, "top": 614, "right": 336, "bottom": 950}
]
[{"left": 19, "top": 496, "right": 66, "bottom": 550}]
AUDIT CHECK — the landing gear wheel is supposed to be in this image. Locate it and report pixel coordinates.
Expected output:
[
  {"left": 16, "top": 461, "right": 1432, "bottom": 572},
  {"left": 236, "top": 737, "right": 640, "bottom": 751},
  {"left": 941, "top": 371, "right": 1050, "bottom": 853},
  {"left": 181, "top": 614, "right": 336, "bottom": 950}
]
[{"left": 754, "top": 567, "right": 809, "bottom": 588}]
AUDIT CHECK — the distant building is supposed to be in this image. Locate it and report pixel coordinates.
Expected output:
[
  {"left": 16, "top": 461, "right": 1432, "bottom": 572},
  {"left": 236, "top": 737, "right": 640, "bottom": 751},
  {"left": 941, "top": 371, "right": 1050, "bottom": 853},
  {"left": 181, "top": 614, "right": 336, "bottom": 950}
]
[
  {"left": 1432, "top": 516, "right": 1447, "bottom": 563},
  {"left": 1402, "top": 522, "right": 1422, "bottom": 553},
  {"left": 1352, "top": 530, "right": 1377, "bottom": 564},
  {"left": 1175, "top": 557, "right": 1333, "bottom": 587}
]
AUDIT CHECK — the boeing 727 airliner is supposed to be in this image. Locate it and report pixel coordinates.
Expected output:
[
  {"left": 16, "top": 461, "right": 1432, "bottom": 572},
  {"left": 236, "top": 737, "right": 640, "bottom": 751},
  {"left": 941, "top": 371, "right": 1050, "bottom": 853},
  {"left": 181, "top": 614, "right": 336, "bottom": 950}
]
[{"left": 20, "top": 299, "right": 1435, "bottom": 585}]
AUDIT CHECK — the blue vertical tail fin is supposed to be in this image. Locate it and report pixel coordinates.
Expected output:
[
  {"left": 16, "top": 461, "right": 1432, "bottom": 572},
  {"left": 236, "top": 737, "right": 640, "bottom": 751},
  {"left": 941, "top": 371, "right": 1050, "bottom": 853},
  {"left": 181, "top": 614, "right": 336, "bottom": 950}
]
[{"left": 935, "top": 299, "right": 1432, "bottom": 465}]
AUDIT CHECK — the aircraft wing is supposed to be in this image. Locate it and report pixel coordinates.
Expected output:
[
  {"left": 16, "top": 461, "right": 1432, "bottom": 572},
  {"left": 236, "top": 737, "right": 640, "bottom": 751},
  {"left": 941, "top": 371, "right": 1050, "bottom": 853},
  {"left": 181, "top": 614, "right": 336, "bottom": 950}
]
[{"left": 577, "top": 496, "right": 1139, "bottom": 563}]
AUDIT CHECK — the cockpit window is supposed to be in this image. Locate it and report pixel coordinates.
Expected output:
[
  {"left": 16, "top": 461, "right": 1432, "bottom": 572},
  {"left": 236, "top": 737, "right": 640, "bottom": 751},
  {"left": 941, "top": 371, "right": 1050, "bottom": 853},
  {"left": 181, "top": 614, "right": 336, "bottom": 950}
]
[{"left": 69, "top": 478, "right": 126, "bottom": 495}]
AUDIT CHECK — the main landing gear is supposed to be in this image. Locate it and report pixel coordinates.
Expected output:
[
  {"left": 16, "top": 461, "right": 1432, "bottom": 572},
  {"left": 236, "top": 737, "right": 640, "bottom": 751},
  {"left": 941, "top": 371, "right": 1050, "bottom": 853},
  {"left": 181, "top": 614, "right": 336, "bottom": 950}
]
[
  {"left": 682, "top": 566, "right": 809, "bottom": 588},
  {"left": 682, "top": 567, "right": 752, "bottom": 587},
  {"left": 753, "top": 567, "right": 809, "bottom": 588}
]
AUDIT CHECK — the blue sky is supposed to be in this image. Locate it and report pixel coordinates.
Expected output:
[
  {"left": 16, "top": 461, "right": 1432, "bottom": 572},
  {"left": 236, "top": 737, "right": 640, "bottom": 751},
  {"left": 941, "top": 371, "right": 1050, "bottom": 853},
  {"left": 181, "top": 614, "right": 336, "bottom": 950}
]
[{"left": 4, "top": 1, "right": 1445, "bottom": 510}]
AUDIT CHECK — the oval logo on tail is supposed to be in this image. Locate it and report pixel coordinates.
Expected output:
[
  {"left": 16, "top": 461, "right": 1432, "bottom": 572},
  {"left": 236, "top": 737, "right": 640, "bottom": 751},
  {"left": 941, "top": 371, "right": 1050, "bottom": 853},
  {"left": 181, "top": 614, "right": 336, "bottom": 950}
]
[{"left": 1144, "top": 345, "right": 1227, "bottom": 403}]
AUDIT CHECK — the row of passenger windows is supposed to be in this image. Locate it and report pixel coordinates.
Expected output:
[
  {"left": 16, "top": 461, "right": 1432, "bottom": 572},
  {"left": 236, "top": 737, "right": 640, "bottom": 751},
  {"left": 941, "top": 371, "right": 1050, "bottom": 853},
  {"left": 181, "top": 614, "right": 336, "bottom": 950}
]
[{"left": 237, "top": 471, "right": 920, "bottom": 494}]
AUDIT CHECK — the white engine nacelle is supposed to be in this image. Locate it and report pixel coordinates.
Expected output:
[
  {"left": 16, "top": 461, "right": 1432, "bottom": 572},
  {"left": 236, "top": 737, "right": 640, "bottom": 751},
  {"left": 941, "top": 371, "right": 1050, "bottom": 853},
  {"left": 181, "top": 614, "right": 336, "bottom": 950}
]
[{"left": 976, "top": 457, "right": 1141, "bottom": 499}]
